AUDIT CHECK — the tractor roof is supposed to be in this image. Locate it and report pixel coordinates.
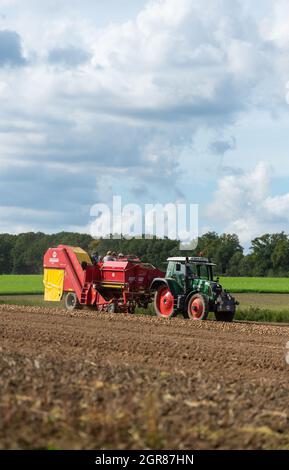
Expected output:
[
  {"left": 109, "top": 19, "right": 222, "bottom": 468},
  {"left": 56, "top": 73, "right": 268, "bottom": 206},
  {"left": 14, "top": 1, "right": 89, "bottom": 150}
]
[{"left": 167, "top": 257, "right": 216, "bottom": 266}]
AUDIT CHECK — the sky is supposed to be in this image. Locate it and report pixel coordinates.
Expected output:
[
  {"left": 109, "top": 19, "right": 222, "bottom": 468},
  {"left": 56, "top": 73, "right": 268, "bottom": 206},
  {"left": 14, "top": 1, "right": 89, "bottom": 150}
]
[{"left": 1, "top": 0, "right": 289, "bottom": 245}]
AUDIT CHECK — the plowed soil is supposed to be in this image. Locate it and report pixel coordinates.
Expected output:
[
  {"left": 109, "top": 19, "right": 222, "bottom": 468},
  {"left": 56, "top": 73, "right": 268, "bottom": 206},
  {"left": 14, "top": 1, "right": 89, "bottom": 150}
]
[{"left": 1, "top": 304, "right": 289, "bottom": 450}]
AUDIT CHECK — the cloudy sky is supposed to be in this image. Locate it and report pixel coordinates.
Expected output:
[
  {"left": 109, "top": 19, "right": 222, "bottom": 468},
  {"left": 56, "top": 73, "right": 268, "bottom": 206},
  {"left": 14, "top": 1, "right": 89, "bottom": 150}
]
[{"left": 1, "top": 0, "right": 289, "bottom": 244}]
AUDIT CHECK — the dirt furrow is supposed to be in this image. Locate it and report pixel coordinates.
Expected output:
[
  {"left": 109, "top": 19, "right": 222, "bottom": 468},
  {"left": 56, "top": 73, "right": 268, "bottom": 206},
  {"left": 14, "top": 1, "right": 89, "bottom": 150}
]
[{"left": 1, "top": 304, "right": 289, "bottom": 449}]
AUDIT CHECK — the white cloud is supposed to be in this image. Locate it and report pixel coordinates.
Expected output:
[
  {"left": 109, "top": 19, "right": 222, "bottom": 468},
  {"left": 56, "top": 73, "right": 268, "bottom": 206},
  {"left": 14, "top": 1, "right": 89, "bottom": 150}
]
[
  {"left": 0, "top": 0, "right": 288, "bottom": 234},
  {"left": 0, "top": 0, "right": 16, "bottom": 5},
  {"left": 206, "top": 162, "right": 289, "bottom": 244},
  {"left": 261, "top": 0, "right": 289, "bottom": 48},
  {"left": 264, "top": 194, "right": 289, "bottom": 220}
]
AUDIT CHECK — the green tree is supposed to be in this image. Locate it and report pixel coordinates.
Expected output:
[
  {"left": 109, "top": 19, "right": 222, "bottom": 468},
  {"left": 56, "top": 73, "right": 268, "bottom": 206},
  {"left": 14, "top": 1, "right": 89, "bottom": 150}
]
[
  {"left": 215, "top": 234, "right": 243, "bottom": 274},
  {"left": 271, "top": 237, "right": 289, "bottom": 276},
  {"left": 0, "top": 234, "right": 16, "bottom": 274},
  {"left": 250, "top": 233, "right": 288, "bottom": 276},
  {"left": 238, "top": 254, "right": 255, "bottom": 276},
  {"left": 3, "top": 229, "right": 289, "bottom": 277},
  {"left": 191, "top": 232, "right": 243, "bottom": 275},
  {"left": 227, "top": 252, "right": 244, "bottom": 276}
]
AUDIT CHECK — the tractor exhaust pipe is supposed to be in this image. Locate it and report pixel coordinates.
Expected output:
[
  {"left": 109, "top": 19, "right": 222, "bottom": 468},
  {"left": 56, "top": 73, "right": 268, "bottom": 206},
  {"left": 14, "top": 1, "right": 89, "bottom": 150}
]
[{"left": 185, "top": 257, "right": 191, "bottom": 295}]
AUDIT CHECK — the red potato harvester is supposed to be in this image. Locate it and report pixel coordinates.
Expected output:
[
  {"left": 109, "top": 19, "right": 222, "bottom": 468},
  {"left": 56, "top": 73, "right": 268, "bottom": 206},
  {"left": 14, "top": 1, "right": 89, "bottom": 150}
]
[{"left": 43, "top": 245, "right": 164, "bottom": 313}]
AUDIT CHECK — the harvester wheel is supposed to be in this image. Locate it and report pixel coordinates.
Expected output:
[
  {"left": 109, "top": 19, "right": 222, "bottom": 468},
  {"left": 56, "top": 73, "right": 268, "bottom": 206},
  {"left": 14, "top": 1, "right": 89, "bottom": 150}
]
[
  {"left": 108, "top": 303, "right": 116, "bottom": 313},
  {"left": 215, "top": 311, "right": 235, "bottom": 322},
  {"left": 154, "top": 285, "right": 175, "bottom": 319},
  {"left": 185, "top": 293, "right": 209, "bottom": 321},
  {"left": 65, "top": 292, "right": 82, "bottom": 311}
]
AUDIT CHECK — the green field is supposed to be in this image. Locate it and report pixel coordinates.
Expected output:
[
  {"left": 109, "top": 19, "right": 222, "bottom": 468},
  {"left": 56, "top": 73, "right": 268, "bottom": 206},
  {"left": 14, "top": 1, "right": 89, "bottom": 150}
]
[
  {"left": 1, "top": 274, "right": 289, "bottom": 295},
  {"left": 0, "top": 275, "right": 43, "bottom": 295},
  {"left": 220, "top": 277, "right": 289, "bottom": 293}
]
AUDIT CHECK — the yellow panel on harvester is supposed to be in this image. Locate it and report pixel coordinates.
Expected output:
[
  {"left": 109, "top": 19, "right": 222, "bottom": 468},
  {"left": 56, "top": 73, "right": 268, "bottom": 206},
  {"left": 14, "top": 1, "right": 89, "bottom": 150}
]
[
  {"left": 72, "top": 247, "right": 92, "bottom": 265},
  {"left": 43, "top": 268, "right": 65, "bottom": 301}
]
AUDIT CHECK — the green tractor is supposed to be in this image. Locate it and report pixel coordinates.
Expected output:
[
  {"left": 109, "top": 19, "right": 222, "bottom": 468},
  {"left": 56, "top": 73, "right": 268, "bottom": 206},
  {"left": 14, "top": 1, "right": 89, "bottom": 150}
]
[{"left": 151, "top": 257, "right": 238, "bottom": 322}]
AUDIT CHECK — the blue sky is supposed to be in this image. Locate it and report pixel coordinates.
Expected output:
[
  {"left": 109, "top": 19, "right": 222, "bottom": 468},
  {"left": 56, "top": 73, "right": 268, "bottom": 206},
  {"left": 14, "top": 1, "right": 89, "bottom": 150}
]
[{"left": 0, "top": 0, "right": 289, "bottom": 244}]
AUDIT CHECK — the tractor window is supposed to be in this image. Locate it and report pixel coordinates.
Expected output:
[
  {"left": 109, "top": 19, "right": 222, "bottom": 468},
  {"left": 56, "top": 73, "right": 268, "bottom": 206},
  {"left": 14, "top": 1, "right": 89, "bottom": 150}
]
[
  {"left": 166, "top": 261, "right": 175, "bottom": 277},
  {"left": 188, "top": 264, "right": 197, "bottom": 276},
  {"left": 178, "top": 263, "right": 186, "bottom": 275},
  {"left": 198, "top": 264, "right": 209, "bottom": 280}
]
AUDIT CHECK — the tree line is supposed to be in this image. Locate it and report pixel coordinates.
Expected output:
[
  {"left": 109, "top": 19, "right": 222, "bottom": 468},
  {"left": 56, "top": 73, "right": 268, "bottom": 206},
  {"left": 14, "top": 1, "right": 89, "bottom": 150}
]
[{"left": 1, "top": 231, "right": 289, "bottom": 276}]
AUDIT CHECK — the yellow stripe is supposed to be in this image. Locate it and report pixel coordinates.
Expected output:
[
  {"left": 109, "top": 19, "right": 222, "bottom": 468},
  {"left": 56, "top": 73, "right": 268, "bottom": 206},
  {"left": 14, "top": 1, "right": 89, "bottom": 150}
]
[{"left": 101, "top": 283, "right": 124, "bottom": 289}]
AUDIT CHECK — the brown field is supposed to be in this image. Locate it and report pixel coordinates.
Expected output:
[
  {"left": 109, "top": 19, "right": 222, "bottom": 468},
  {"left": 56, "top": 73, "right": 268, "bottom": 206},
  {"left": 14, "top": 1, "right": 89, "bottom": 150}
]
[
  {"left": 1, "top": 304, "right": 289, "bottom": 450},
  {"left": 235, "top": 293, "right": 289, "bottom": 311}
]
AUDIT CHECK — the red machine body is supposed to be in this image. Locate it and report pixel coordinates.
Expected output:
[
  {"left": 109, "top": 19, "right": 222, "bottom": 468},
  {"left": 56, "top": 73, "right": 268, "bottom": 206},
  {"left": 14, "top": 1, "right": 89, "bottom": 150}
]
[{"left": 43, "top": 245, "right": 164, "bottom": 313}]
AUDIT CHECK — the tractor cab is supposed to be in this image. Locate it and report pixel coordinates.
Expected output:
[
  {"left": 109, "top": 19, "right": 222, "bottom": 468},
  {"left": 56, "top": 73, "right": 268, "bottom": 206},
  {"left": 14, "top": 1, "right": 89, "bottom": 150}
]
[{"left": 166, "top": 257, "right": 215, "bottom": 284}]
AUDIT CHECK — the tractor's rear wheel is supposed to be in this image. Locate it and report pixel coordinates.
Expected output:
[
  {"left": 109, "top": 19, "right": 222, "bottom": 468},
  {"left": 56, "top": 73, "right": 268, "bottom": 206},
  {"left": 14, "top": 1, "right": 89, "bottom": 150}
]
[
  {"left": 185, "top": 293, "right": 209, "bottom": 321},
  {"left": 65, "top": 292, "right": 82, "bottom": 311},
  {"left": 215, "top": 311, "right": 235, "bottom": 322},
  {"left": 154, "top": 285, "right": 175, "bottom": 319}
]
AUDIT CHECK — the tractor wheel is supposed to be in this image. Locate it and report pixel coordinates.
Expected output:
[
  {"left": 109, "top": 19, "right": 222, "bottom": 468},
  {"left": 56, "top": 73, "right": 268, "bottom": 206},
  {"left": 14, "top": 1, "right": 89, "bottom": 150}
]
[
  {"left": 154, "top": 285, "right": 175, "bottom": 319},
  {"left": 215, "top": 311, "right": 235, "bottom": 322},
  {"left": 65, "top": 292, "right": 82, "bottom": 311},
  {"left": 185, "top": 294, "right": 209, "bottom": 321}
]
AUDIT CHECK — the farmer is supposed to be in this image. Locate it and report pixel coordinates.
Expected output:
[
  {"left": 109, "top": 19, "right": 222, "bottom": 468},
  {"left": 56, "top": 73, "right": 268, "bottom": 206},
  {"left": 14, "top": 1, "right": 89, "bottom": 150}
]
[
  {"left": 91, "top": 252, "right": 99, "bottom": 265},
  {"left": 103, "top": 251, "right": 115, "bottom": 262}
]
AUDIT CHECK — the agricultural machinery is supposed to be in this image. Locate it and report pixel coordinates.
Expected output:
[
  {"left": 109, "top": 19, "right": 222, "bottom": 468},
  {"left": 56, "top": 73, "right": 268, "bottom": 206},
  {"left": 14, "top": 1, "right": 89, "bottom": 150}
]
[
  {"left": 43, "top": 245, "right": 164, "bottom": 313},
  {"left": 43, "top": 246, "right": 237, "bottom": 321},
  {"left": 151, "top": 257, "right": 237, "bottom": 322}
]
